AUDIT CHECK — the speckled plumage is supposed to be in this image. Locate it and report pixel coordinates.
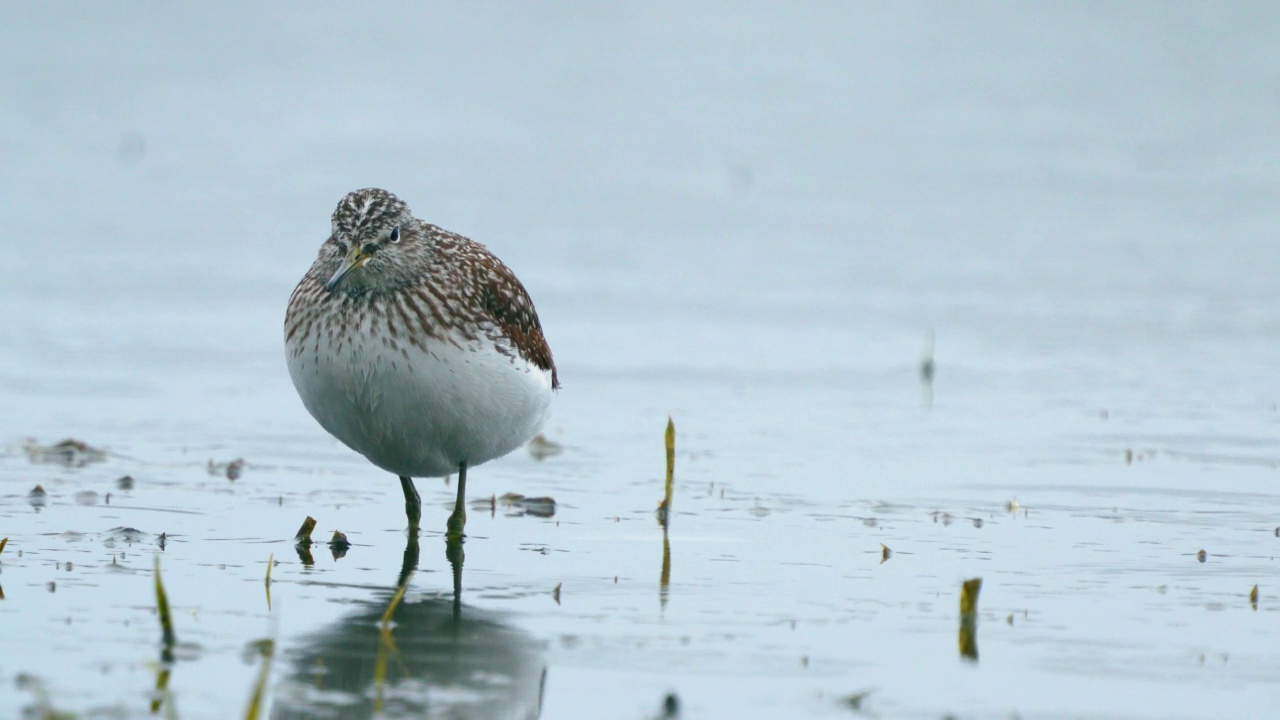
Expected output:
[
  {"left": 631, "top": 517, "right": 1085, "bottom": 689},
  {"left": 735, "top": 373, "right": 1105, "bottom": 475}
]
[{"left": 284, "top": 188, "right": 557, "bottom": 534}]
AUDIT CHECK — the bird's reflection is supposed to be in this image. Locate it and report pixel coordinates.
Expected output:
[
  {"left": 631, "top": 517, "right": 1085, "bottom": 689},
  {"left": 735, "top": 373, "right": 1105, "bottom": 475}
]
[{"left": 272, "top": 534, "right": 546, "bottom": 719}]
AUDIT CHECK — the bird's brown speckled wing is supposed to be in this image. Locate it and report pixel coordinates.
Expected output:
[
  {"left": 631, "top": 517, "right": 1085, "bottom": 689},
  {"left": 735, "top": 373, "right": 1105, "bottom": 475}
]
[{"left": 479, "top": 260, "right": 559, "bottom": 390}]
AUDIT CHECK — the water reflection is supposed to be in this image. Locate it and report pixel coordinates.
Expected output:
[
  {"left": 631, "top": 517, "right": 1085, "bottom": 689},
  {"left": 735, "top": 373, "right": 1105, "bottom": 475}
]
[
  {"left": 658, "top": 525, "right": 672, "bottom": 613},
  {"left": 273, "top": 535, "right": 545, "bottom": 720}
]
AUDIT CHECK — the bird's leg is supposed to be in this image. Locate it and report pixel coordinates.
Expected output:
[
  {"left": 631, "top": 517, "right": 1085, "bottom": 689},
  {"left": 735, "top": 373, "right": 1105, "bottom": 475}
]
[
  {"left": 446, "top": 461, "right": 467, "bottom": 542},
  {"left": 400, "top": 475, "right": 421, "bottom": 533}
]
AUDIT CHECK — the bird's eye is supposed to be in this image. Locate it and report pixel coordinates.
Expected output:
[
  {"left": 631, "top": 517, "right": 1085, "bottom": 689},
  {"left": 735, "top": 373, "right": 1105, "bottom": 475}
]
[{"left": 389, "top": 226, "right": 401, "bottom": 244}]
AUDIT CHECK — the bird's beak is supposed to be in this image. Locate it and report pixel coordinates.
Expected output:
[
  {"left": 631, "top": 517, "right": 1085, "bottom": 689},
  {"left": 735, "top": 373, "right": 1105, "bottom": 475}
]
[{"left": 325, "top": 246, "right": 369, "bottom": 292}]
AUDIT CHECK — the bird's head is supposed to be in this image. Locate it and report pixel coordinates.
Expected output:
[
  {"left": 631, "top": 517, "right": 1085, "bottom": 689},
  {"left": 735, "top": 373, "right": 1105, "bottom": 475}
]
[{"left": 319, "top": 188, "right": 422, "bottom": 295}]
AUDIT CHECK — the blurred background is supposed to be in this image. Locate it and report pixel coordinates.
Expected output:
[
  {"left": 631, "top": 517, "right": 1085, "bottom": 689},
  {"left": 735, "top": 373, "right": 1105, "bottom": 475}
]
[
  {"left": 2, "top": 3, "right": 1279, "bottom": 718},
  {"left": 4, "top": 3, "right": 1276, "bottom": 438}
]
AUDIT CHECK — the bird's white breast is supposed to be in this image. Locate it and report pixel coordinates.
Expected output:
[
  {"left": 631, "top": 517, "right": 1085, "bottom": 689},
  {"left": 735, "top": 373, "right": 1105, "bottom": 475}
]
[{"left": 286, "top": 311, "right": 553, "bottom": 478}]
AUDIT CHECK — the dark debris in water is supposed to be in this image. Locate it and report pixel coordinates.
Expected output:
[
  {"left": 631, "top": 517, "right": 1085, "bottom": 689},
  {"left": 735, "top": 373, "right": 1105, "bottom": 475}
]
[
  {"left": 661, "top": 692, "right": 680, "bottom": 718},
  {"left": 930, "top": 510, "right": 987, "bottom": 528},
  {"left": 479, "top": 493, "right": 557, "bottom": 518},
  {"left": 329, "top": 530, "right": 351, "bottom": 560},
  {"left": 27, "top": 485, "right": 47, "bottom": 508},
  {"left": 839, "top": 689, "right": 875, "bottom": 713},
  {"left": 207, "top": 457, "right": 246, "bottom": 481},
  {"left": 24, "top": 438, "right": 108, "bottom": 467},
  {"left": 106, "top": 527, "right": 149, "bottom": 545}
]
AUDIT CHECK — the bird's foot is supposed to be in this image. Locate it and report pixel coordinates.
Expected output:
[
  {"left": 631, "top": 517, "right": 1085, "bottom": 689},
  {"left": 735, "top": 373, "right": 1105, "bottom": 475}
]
[{"left": 446, "top": 507, "right": 466, "bottom": 543}]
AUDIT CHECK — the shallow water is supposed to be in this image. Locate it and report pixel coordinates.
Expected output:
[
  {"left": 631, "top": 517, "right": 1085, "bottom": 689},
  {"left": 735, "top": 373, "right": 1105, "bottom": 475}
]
[{"left": 3, "top": 3, "right": 1280, "bottom": 718}]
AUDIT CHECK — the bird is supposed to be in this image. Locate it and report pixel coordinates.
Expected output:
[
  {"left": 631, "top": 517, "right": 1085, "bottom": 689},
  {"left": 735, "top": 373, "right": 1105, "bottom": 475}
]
[{"left": 284, "top": 188, "right": 558, "bottom": 542}]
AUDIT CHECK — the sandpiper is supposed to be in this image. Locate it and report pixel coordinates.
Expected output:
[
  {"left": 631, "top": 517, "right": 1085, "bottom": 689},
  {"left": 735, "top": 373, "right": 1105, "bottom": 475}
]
[{"left": 285, "top": 188, "right": 558, "bottom": 541}]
